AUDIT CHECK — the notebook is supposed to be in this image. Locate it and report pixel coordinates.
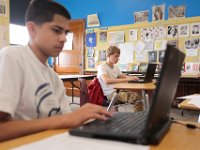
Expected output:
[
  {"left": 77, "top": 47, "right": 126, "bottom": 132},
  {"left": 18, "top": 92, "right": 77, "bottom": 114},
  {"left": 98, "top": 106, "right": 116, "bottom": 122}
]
[
  {"left": 69, "top": 45, "right": 185, "bottom": 145},
  {"left": 128, "top": 63, "right": 157, "bottom": 83}
]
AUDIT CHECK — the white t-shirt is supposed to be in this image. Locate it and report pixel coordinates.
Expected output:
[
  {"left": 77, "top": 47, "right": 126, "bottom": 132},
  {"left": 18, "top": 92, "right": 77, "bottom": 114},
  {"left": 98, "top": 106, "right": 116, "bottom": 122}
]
[
  {"left": 97, "top": 63, "right": 122, "bottom": 96},
  {"left": 0, "top": 45, "right": 71, "bottom": 120}
]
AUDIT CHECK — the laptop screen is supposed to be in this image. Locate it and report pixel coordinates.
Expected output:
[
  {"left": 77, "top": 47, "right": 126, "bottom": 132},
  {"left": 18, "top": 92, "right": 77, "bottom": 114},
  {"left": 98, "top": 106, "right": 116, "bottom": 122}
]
[{"left": 145, "top": 44, "right": 185, "bottom": 132}]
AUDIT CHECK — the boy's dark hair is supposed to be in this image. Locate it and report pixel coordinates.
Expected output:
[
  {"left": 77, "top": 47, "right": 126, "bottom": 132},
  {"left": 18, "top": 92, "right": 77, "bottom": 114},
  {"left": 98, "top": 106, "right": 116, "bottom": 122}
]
[{"left": 25, "top": 0, "right": 71, "bottom": 25}]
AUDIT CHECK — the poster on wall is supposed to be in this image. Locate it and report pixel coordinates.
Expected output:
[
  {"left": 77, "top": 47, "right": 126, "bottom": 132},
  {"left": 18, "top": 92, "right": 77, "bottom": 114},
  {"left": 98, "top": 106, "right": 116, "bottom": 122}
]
[
  {"left": 158, "top": 50, "right": 165, "bottom": 63},
  {"left": 99, "top": 50, "right": 107, "bottom": 61},
  {"left": 129, "top": 29, "right": 138, "bottom": 41},
  {"left": 190, "top": 23, "right": 200, "bottom": 36},
  {"left": 154, "top": 26, "right": 166, "bottom": 39},
  {"left": 87, "top": 14, "right": 100, "bottom": 27},
  {"left": 141, "top": 27, "right": 155, "bottom": 41},
  {"left": 0, "top": 0, "right": 8, "bottom": 17},
  {"left": 167, "top": 25, "right": 178, "bottom": 38},
  {"left": 185, "top": 62, "right": 200, "bottom": 73},
  {"left": 87, "top": 47, "right": 95, "bottom": 57},
  {"left": 144, "top": 41, "right": 154, "bottom": 51},
  {"left": 108, "top": 31, "right": 125, "bottom": 44},
  {"left": 86, "top": 32, "right": 97, "bottom": 47},
  {"left": 99, "top": 31, "right": 107, "bottom": 42},
  {"left": 118, "top": 42, "right": 135, "bottom": 64},
  {"left": 152, "top": 5, "right": 165, "bottom": 21},
  {"left": 135, "top": 50, "right": 147, "bottom": 62},
  {"left": 154, "top": 40, "right": 167, "bottom": 50},
  {"left": 88, "top": 57, "right": 95, "bottom": 68},
  {"left": 134, "top": 10, "right": 149, "bottom": 23},
  {"left": 178, "top": 24, "right": 189, "bottom": 37},
  {"left": 185, "top": 38, "right": 199, "bottom": 57},
  {"left": 148, "top": 51, "right": 157, "bottom": 63},
  {"left": 168, "top": 5, "right": 185, "bottom": 19}
]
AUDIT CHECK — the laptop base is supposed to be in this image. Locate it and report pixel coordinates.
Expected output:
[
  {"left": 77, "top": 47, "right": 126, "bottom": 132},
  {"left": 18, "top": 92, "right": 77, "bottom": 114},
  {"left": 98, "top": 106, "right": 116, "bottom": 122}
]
[{"left": 69, "top": 112, "right": 171, "bottom": 145}]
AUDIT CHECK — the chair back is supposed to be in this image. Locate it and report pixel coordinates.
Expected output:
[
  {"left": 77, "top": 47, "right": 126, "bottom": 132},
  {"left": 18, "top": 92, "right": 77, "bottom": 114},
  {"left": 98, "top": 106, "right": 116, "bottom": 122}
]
[{"left": 78, "top": 78, "right": 90, "bottom": 106}]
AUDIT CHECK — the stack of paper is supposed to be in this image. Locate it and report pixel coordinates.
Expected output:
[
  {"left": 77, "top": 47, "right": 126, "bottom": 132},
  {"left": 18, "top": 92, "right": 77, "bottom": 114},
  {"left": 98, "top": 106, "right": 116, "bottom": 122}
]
[{"left": 177, "top": 94, "right": 200, "bottom": 108}]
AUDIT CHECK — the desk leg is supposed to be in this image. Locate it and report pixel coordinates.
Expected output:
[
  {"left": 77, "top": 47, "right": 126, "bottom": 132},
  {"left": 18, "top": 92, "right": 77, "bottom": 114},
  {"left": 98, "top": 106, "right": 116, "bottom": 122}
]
[
  {"left": 69, "top": 81, "right": 79, "bottom": 105},
  {"left": 142, "top": 90, "right": 150, "bottom": 111}
]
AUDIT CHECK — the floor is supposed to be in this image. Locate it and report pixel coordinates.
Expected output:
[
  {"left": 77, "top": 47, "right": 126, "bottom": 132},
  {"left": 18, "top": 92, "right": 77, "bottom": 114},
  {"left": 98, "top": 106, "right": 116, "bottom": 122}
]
[{"left": 68, "top": 96, "right": 200, "bottom": 123}]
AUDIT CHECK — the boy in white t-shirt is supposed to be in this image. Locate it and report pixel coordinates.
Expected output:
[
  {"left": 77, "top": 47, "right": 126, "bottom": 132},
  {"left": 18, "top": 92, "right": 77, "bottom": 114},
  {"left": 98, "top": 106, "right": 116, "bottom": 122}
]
[
  {"left": 97, "top": 46, "right": 141, "bottom": 103},
  {"left": 0, "top": 0, "right": 111, "bottom": 142}
]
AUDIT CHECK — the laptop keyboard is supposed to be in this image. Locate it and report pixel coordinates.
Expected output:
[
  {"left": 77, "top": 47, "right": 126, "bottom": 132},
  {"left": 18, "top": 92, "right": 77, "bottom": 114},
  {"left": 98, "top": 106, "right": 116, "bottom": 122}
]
[{"left": 80, "top": 112, "right": 147, "bottom": 136}]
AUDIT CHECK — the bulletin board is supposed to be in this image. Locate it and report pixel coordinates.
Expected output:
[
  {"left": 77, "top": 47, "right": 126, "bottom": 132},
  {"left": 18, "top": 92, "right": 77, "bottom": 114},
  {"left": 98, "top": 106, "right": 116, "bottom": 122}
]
[
  {"left": 0, "top": 0, "right": 9, "bottom": 49},
  {"left": 85, "top": 16, "right": 200, "bottom": 72}
]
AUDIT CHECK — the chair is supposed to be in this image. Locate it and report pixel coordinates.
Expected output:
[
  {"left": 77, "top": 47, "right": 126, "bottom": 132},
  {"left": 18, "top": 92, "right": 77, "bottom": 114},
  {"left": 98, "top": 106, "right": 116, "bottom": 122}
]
[
  {"left": 78, "top": 78, "right": 90, "bottom": 106},
  {"left": 79, "top": 78, "right": 109, "bottom": 107}
]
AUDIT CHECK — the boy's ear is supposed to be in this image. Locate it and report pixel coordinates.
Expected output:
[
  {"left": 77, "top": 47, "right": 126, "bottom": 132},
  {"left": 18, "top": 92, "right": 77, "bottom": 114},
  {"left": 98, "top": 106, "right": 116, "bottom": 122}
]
[{"left": 26, "top": 22, "right": 37, "bottom": 36}]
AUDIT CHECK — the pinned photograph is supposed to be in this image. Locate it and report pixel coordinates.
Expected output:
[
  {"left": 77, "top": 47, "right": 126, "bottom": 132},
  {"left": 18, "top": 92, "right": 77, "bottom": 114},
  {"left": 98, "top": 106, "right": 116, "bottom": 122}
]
[
  {"left": 100, "top": 32, "right": 107, "bottom": 42},
  {"left": 99, "top": 50, "right": 107, "bottom": 61},
  {"left": 135, "top": 50, "right": 147, "bottom": 62},
  {"left": 168, "top": 5, "right": 185, "bottom": 19},
  {"left": 154, "top": 26, "right": 166, "bottom": 39},
  {"left": 167, "top": 25, "right": 178, "bottom": 38},
  {"left": 141, "top": 27, "right": 155, "bottom": 41},
  {"left": 87, "top": 14, "right": 100, "bottom": 27},
  {"left": 185, "top": 38, "right": 199, "bottom": 50},
  {"left": 167, "top": 40, "right": 179, "bottom": 48},
  {"left": 0, "top": 0, "right": 8, "bottom": 17},
  {"left": 134, "top": 10, "right": 149, "bottom": 23},
  {"left": 87, "top": 47, "right": 95, "bottom": 57},
  {"left": 154, "top": 40, "right": 167, "bottom": 50},
  {"left": 144, "top": 41, "right": 154, "bottom": 51},
  {"left": 185, "top": 38, "right": 199, "bottom": 56},
  {"left": 178, "top": 24, "right": 189, "bottom": 37},
  {"left": 185, "top": 62, "right": 200, "bottom": 73},
  {"left": 148, "top": 51, "right": 157, "bottom": 63},
  {"left": 86, "top": 32, "right": 97, "bottom": 47},
  {"left": 158, "top": 51, "right": 165, "bottom": 63},
  {"left": 108, "top": 31, "right": 125, "bottom": 44},
  {"left": 152, "top": 5, "right": 165, "bottom": 21},
  {"left": 88, "top": 57, "right": 95, "bottom": 68},
  {"left": 190, "top": 23, "right": 200, "bottom": 36},
  {"left": 129, "top": 29, "right": 138, "bottom": 41}
]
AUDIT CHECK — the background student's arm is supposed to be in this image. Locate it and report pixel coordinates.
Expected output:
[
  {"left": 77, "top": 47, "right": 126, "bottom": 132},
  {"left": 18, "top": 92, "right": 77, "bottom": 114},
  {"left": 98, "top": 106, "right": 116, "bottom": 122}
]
[
  {"left": 101, "top": 74, "right": 138, "bottom": 84},
  {"left": 0, "top": 103, "right": 112, "bottom": 142},
  {"left": 118, "top": 73, "right": 139, "bottom": 81}
]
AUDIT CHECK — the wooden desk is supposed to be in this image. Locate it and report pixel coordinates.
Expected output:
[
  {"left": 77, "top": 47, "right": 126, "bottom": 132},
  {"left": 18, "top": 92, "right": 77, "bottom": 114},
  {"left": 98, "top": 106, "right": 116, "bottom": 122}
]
[
  {"left": 178, "top": 99, "right": 200, "bottom": 111},
  {"left": 111, "top": 82, "right": 156, "bottom": 110},
  {"left": 110, "top": 82, "right": 156, "bottom": 91},
  {"left": 0, "top": 122, "right": 200, "bottom": 150},
  {"left": 59, "top": 74, "right": 96, "bottom": 104}
]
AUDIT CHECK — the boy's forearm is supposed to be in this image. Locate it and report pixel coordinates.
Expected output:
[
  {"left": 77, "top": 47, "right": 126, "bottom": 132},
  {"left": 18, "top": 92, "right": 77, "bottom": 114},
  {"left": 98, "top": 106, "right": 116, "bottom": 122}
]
[{"left": 0, "top": 115, "right": 65, "bottom": 142}]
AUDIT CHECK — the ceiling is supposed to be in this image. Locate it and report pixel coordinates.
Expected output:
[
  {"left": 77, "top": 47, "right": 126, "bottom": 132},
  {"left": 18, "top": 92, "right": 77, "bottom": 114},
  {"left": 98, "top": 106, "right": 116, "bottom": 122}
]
[{"left": 10, "top": 0, "right": 31, "bottom": 25}]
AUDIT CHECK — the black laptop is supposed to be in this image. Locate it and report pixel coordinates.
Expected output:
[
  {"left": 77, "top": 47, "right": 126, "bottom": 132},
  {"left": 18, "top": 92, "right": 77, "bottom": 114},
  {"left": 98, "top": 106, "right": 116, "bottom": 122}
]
[
  {"left": 128, "top": 63, "right": 157, "bottom": 83},
  {"left": 69, "top": 45, "right": 185, "bottom": 145}
]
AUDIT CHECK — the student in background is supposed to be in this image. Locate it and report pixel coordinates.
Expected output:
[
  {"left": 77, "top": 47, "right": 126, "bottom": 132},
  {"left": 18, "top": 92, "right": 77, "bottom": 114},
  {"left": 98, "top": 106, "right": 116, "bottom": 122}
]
[
  {"left": 97, "top": 46, "right": 142, "bottom": 106},
  {"left": 0, "top": 0, "right": 111, "bottom": 142}
]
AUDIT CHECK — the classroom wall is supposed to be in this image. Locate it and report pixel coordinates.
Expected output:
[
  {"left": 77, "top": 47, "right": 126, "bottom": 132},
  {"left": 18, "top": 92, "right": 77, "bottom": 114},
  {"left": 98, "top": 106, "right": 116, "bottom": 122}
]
[
  {"left": 0, "top": 0, "right": 10, "bottom": 49},
  {"left": 55, "top": 0, "right": 200, "bottom": 27},
  {"left": 55, "top": 0, "right": 200, "bottom": 74}
]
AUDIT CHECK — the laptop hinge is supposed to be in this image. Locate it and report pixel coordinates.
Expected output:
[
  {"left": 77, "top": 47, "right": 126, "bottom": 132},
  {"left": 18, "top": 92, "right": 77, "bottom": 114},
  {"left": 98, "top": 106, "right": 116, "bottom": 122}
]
[{"left": 148, "top": 120, "right": 171, "bottom": 145}]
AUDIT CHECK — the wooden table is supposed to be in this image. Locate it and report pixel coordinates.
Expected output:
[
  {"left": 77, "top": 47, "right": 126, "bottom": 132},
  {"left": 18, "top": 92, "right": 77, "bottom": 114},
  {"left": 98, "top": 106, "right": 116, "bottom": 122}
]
[
  {"left": 111, "top": 82, "right": 156, "bottom": 110},
  {"left": 59, "top": 74, "right": 96, "bottom": 104},
  {"left": 178, "top": 99, "right": 200, "bottom": 111},
  {"left": 1, "top": 122, "right": 200, "bottom": 150},
  {"left": 178, "top": 98, "right": 200, "bottom": 123},
  {"left": 110, "top": 82, "right": 156, "bottom": 91}
]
